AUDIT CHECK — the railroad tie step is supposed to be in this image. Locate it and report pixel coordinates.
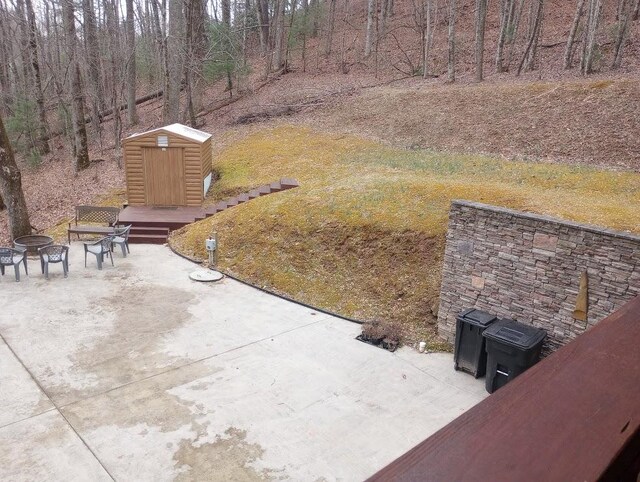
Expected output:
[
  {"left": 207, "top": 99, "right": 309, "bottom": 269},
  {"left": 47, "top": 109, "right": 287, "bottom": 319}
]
[
  {"left": 236, "top": 193, "right": 250, "bottom": 203},
  {"left": 280, "top": 178, "right": 299, "bottom": 189},
  {"left": 269, "top": 181, "right": 283, "bottom": 192}
]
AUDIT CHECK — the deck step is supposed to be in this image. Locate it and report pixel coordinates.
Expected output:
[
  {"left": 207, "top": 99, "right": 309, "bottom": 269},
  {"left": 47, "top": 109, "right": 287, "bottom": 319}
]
[
  {"left": 130, "top": 226, "right": 170, "bottom": 236},
  {"left": 119, "top": 179, "right": 299, "bottom": 244},
  {"left": 129, "top": 233, "right": 168, "bottom": 244}
]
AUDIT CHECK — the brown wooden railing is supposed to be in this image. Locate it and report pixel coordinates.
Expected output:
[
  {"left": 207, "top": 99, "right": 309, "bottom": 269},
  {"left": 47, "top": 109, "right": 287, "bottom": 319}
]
[{"left": 368, "top": 295, "right": 640, "bottom": 482}]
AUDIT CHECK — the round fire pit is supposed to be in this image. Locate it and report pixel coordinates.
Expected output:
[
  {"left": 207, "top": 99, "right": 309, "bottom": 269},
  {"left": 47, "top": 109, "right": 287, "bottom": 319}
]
[{"left": 13, "top": 235, "right": 54, "bottom": 256}]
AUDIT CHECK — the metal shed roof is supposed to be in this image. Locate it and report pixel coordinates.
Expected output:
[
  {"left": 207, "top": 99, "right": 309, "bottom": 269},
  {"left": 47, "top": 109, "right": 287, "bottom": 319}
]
[{"left": 125, "top": 123, "right": 212, "bottom": 143}]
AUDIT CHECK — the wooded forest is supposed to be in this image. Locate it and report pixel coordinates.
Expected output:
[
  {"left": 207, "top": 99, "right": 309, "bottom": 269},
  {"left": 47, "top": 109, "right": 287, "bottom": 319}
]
[{"left": 0, "top": 0, "right": 638, "bottom": 176}]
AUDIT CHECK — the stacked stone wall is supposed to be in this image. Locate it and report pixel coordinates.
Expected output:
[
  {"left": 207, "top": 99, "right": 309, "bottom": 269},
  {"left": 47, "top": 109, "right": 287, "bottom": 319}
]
[{"left": 438, "top": 201, "right": 640, "bottom": 354}]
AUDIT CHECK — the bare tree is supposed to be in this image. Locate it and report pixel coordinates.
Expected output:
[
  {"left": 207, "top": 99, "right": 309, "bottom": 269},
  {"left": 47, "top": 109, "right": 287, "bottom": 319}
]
[
  {"left": 364, "top": 0, "right": 376, "bottom": 57},
  {"left": 24, "top": 0, "right": 49, "bottom": 154},
  {"left": 422, "top": 0, "right": 437, "bottom": 78},
  {"left": 103, "top": 0, "right": 122, "bottom": 157},
  {"left": 273, "top": 0, "right": 287, "bottom": 69},
  {"left": 581, "top": 0, "right": 602, "bottom": 75},
  {"left": 518, "top": 0, "right": 544, "bottom": 74},
  {"left": 564, "top": 0, "right": 586, "bottom": 69},
  {"left": 63, "top": 0, "right": 90, "bottom": 172},
  {"left": 257, "top": 0, "right": 271, "bottom": 53},
  {"left": 324, "top": 0, "right": 336, "bottom": 56},
  {"left": 474, "top": 0, "right": 488, "bottom": 81},
  {"left": 82, "top": 0, "right": 104, "bottom": 115},
  {"left": 164, "top": 0, "right": 184, "bottom": 122},
  {"left": 496, "top": 0, "right": 515, "bottom": 72},
  {"left": 612, "top": 0, "right": 632, "bottom": 69},
  {"left": 447, "top": 0, "right": 456, "bottom": 82},
  {"left": 0, "top": 113, "right": 31, "bottom": 238},
  {"left": 126, "top": 0, "right": 138, "bottom": 124}
]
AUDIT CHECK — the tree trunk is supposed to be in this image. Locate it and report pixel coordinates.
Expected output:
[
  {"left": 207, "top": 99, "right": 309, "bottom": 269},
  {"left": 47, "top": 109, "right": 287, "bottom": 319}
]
[
  {"left": 63, "top": 0, "right": 90, "bottom": 172},
  {"left": 581, "top": 0, "right": 602, "bottom": 75},
  {"left": 474, "top": 0, "right": 488, "bottom": 81},
  {"left": 14, "top": 0, "right": 31, "bottom": 95},
  {"left": 612, "top": 0, "right": 631, "bottom": 69},
  {"left": 496, "top": 0, "right": 513, "bottom": 72},
  {"left": 0, "top": 2, "right": 12, "bottom": 111},
  {"left": 257, "top": 0, "right": 271, "bottom": 53},
  {"left": 564, "top": 0, "right": 586, "bottom": 69},
  {"left": 423, "top": 0, "right": 436, "bottom": 78},
  {"left": 82, "top": 0, "right": 104, "bottom": 115},
  {"left": 273, "top": 0, "right": 287, "bottom": 69},
  {"left": 324, "top": 0, "right": 336, "bottom": 56},
  {"left": 524, "top": 0, "right": 544, "bottom": 72},
  {"left": 505, "top": 0, "right": 526, "bottom": 70},
  {"left": 364, "top": 0, "right": 376, "bottom": 57},
  {"left": 24, "top": 0, "right": 49, "bottom": 154},
  {"left": 164, "top": 0, "right": 184, "bottom": 122},
  {"left": 126, "top": 0, "right": 138, "bottom": 125},
  {"left": 517, "top": 0, "right": 544, "bottom": 75},
  {"left": 447, "top": 0, "right": 456, "bottom": 82},
  {"left": 0, "top": 113, "right": 31, "bottom": 239}
]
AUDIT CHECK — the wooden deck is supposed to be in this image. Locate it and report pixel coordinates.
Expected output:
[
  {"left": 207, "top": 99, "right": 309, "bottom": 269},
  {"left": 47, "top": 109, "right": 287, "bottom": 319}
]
[
  {"left": 119, "top": 178, "right": 299, "bottom": 244},
  {"left": 119, "top": 206, "right": 207, "bottom": 225},
  {"left": 367, "top": 295, "right": 640, "bottom": 482}
]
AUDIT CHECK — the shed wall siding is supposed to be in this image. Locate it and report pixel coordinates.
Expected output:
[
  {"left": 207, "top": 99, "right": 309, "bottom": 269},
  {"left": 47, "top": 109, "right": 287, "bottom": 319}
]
[{"left": 124, "top": 130, "right": 210, "bottom": 206}]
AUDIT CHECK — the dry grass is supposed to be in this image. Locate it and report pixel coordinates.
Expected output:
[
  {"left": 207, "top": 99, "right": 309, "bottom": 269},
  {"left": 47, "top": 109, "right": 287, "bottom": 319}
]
[{"left": 170, "top": 126, "right": 640, "bottom": 346}]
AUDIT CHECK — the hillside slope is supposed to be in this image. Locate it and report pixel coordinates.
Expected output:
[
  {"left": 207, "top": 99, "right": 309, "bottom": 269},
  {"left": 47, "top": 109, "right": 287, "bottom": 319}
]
[{"left": 170, "top": 126, "right": 640, "bottom": 344}]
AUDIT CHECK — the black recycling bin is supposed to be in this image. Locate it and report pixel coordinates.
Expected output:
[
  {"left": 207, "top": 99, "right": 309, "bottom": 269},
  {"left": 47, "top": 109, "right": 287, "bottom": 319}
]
[
  {"left": 454, "top": 309, "right": 497, "bottom": 378},
  {"left": 483, "top": 319, "right": 547, "bottom": 394}
]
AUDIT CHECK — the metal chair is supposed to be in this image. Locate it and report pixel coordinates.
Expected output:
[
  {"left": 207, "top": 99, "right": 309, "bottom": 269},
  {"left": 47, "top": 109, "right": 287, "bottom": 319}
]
[
  {"left": 111, "top": 225, "right": 132, "bottom": 257},
  {"left": 38, "top": 245, "right": 69, "bottom": 279},
  {"left": 83, "top": 236, "right": 114, "bottom": 270},
  {"left": 0, "top": 247, "right": 28, "bottom": 282}
]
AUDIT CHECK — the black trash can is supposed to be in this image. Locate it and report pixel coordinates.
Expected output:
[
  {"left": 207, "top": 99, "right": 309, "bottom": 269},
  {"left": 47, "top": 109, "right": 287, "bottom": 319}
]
[
  {"left": 454, "top": 309, "right": 497, "bottom": 378},
  {"left": 483, "top": 319, "right": 547, "bottom": 394}
]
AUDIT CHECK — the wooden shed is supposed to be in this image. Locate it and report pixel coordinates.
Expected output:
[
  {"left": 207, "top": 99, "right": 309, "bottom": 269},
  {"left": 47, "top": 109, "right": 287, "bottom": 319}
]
[{"left": 122, "top": 123, "right": 213, "bottom": 207}]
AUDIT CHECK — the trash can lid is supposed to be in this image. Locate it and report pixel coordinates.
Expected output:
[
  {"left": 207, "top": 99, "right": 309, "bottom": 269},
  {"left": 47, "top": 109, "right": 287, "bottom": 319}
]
[
  {"left": 457, "top": 308, "right": 497, "bottom": 327},
  {"left": 482, "top": 319, "right": 547, "bottom": 349}
]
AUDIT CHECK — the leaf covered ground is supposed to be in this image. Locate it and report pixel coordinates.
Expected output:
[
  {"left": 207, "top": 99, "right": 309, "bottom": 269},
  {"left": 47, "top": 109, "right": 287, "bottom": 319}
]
[{"left": 169, "top": 126, "right": 640, "bottom": 347}]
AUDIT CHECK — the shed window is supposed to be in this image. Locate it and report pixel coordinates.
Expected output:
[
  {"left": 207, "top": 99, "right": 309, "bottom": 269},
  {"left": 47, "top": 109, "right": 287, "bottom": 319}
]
[{"left": 157, "top": 135, "right": 169, "bottom": 147}]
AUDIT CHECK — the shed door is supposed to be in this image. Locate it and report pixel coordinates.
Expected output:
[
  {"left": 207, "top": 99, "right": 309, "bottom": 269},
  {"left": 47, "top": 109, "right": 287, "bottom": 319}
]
[{"left": 143, "top": 147, "right": 186, "bottom": 206}]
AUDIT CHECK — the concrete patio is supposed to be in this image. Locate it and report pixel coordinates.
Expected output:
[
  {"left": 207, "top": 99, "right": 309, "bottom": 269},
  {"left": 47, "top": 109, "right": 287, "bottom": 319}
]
[{"left": 0, "top": 244, "right": 486, "bottom": 481}]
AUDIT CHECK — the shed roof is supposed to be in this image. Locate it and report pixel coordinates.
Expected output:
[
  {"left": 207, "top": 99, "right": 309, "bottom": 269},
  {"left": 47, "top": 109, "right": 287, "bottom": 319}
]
[{"left": 125, "top": 123, "right": 212, "bottom": 143}]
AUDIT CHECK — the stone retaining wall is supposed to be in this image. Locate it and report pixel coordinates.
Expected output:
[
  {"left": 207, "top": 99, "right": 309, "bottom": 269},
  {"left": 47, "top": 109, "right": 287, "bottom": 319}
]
[{"left": 437, "top": 200, "right": 640, "bottom": 354}]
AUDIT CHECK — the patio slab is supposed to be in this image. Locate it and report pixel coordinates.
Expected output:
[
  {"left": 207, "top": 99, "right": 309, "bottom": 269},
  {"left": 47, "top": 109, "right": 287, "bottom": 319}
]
[
  {"left": 0, "top": 410, "right": 111, "bottom": 481},
  {"left": 0, "top": 244, "right": 487, "bottom": 480},
  {"left": 0, "top": 337, "right": 53, "bottom": 427}
]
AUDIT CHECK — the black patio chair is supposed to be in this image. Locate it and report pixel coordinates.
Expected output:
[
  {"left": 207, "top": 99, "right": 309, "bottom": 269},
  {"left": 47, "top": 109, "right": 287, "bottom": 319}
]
[
  {"left": 83, "top": 236, "right": 114, "bottom": 270},
  {"left": 0, "top": 247, "right": 28, "bottom": 282},
  {"left": 112, "top": 225, "right": 132, "bottom": 257},
  {"left": 38, "top": 245, "right": 69, "bottom": 279}
]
